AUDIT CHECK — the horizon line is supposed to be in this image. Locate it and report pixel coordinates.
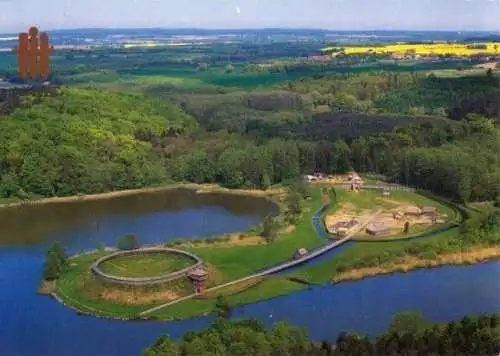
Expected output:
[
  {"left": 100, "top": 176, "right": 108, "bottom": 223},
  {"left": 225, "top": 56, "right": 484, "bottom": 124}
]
[{"left": 1, "top": 26, "right": 499, "bottom": 35}]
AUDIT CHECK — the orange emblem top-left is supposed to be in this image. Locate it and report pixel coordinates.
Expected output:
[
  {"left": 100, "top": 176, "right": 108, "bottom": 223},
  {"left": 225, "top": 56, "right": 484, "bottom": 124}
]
[{"left": 17, "top": 33, "right": 29, "bottom": 80}]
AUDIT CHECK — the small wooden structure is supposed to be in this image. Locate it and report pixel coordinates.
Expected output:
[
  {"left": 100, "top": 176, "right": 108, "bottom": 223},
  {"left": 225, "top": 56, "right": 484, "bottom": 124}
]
[
  {"left": 405, "top": 205, "right": 422, "bottom": 216},
  {"left": 347, "top": 171, "right": 364, "bottom": 191},
  {"left": 329, "top": 220, "right": 359, "bottom": 236},
  {"left": 188, "top": 267, "right": 208, "bottom": 294},
  {"left": 293, "top": 248, "right": 308, "bottom": 260},
  {"left": 422, "top": 206, "right": 437, "bottom": 216},
  {"left": 366, "top": 223, "right": 390, "bottom": 236}
]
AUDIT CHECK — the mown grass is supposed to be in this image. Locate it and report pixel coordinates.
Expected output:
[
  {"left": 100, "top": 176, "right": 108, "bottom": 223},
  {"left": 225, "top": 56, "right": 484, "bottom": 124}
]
[
  {"left": 55, "top": 250, "right": 199, "bottom": 318},
  {"left": 152, "top": 277, "right": 304, "bottom": 320},
  {"left": 99, "top": 252, "right": 195, "bottom": 278},
  {"left": 55, "top": 251, "right": 150, "bottom": 317},
  {"left": 184, "top": 187, "right": 326, "bottom": 282}
]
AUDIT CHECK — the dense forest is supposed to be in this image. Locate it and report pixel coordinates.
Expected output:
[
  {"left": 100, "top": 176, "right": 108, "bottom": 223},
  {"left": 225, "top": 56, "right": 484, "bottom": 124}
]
[
  {"left": 0, "top": 88, "right": 196, "bottom": 197},
  {"left": 1, "top": 50, "right": 500, "bottom": 204},
  {"left": 1, "top": 79, "right": 499, "bottom": 203},
  {"left": 143, "top": 311, "right": 500, "bottom": 356}
]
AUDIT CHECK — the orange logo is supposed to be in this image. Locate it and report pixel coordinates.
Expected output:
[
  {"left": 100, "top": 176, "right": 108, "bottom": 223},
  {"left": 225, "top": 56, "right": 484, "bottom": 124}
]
[{"left": 14, "top": 26, "right": 54, "bottom": 81}]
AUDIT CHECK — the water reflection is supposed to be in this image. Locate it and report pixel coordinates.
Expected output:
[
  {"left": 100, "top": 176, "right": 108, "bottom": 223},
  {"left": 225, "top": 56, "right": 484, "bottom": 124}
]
[{"left": 0, "top": 188, "right": 278, "bottom": 246}]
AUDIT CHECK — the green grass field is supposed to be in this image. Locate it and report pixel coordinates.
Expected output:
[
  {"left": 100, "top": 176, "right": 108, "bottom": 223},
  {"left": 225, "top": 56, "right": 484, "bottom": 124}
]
[
  {"left": 58, "top": 58, "right": 483, "bottom": 93},
  {"left": 185, "top": 187, "right": 326, "bottom": 282},
  {"left": 55, "top": 251, "right": 150, "bottom": 317},
  {"left": 99, "top": 252, "right": 195, "bottom": 278}
]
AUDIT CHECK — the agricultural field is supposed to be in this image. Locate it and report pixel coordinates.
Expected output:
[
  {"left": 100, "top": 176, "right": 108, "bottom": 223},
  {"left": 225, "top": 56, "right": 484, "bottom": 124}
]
[
  {"left": 98, "top": 252, "right": 195, "bottom": 278},
  {"left": 322, "top": 42, "right": 500, "bottom": 56}
]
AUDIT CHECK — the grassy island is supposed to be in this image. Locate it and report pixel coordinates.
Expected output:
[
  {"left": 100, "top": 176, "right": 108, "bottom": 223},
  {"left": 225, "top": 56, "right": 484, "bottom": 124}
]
[{"left": 43, "top": 183, "right": 500, "bottom": 321}]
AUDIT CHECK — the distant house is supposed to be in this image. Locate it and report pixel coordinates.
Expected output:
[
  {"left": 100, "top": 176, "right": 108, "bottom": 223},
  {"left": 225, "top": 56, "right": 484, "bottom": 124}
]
[
  {"left": 422, "top": 206, "right": 437, "bottom": 216},
  {"left": 347, "top": 171, "right": 364, "bottom": 190},
  {"left": 307, "top": 55, "right": 331, "bottom": 62},
  {"left": 405, "top": 206, "right": 422, "bottom": 216},
  {"left": 366, "top": 223, "right": 390, "bottom": 236},
  {"left": 293, "top": 248, "right": 308, "bottom": 260},
  {"left": 303, "top": 175, "right": 317, "bottom": 182}
]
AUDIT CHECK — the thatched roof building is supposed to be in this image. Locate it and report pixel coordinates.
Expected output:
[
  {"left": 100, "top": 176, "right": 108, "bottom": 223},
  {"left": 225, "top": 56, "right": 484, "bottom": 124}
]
[
  {"left": 422, "top": 206, "right": 437, "bottom": 216},
  {"left": 405, "top": 206, "right": 422, "bottom": 216},
  {"left": 366, "top": 223, "right": 390, "bottom": 236}
]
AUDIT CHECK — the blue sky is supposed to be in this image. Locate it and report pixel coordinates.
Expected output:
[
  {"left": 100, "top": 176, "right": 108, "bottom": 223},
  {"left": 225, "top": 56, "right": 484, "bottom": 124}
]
[{"left": 0, "top": 0, "right": 499, "bottom": 33}]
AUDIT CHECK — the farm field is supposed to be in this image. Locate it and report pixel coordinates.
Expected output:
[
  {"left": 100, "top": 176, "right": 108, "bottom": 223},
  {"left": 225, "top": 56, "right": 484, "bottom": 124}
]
[
  {"left": 98, "top": 252, "right": 195, "bottom": 278},
  {"left": 322, "top": 42, "right": 500, "bottom": 56}
]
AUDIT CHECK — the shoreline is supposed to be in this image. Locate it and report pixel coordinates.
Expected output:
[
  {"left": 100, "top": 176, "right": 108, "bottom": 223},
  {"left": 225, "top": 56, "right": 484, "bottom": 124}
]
[
  {"left": 49, "top": 247, "right": 500, "bottom": 322},
  {"left": 31, "top": 185, "right": 497, "bottom": 322},
  {"left": 0, "top": 183, "right": 284, "bottom": 210},
  {"left": 332, "top": 246, "right": 500, "bottom": 284}
]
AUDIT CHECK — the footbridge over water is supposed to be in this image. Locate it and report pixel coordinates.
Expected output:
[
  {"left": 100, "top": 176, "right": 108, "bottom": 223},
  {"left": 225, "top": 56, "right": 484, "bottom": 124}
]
[{"left": 139, "top": 194, "right": 377, "bottom": 317}]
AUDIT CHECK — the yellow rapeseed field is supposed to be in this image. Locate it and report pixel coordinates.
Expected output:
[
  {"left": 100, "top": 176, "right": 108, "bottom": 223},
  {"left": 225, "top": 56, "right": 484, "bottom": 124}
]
[
  {"left": 322, "top": 43, "right": 500, "bottom": 56},
  {"left": 122, "top": 42, "right": 161, "bottom": 49}
]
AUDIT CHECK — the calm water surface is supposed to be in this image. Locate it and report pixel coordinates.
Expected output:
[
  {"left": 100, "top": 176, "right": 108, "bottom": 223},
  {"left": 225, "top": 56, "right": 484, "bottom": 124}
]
[{"left": 0, "top": 188, "right": 498, "bottom": 356}]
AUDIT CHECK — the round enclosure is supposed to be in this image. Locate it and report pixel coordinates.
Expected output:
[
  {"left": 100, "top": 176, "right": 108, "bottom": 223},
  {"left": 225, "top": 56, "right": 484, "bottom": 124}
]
[{"left": 91, "top": 248, "right": 203, "bottom": 286}]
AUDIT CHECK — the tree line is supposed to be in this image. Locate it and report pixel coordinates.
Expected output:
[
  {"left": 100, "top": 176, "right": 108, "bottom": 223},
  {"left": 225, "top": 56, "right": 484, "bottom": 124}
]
[
  {"left": 164, "top": 117, "right": 499, "bottom": 202},
  {"left": 1, "top": 81, "right": 499, "bottom": 205},
  {"left": 143, "top": 310, "right": 500, "bottom": 356}
]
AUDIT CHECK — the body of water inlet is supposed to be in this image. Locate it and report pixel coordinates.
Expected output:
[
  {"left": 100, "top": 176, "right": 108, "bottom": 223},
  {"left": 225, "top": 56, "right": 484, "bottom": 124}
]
[{"left": 0, "top": 188, "right": 498, "bottom": 356}]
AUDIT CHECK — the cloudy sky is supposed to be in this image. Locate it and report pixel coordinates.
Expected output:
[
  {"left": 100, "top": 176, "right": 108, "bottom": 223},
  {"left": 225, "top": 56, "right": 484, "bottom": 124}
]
[{"left": 0, "top": 0, "right": 499, "bottom": 33}]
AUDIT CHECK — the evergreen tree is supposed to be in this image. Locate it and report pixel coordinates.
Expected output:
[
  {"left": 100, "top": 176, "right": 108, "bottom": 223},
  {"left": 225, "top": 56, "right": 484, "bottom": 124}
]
[
  {"left": 214, "top": 295, "right": 232, "bottom": 319},
  {"left": 117, "top": 234, "right": 140, "bottom": 250},
  {"left": 287, "top": 192, "right": 303, "bottom": 216},
  {"left": 261, "top": 215, "right": 279, "bottom": 243},
  {"left": 43, "top": 252, "right": 62, "bottom": 280},
  {"left": 48, "top": 241, "right": 67, "bottom": 267}
]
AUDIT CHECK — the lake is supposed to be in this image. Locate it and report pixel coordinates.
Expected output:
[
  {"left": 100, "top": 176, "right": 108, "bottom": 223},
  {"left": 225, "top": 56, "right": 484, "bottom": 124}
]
[{"left": 0, "top": 188, "right": 498, "bottom": 356}]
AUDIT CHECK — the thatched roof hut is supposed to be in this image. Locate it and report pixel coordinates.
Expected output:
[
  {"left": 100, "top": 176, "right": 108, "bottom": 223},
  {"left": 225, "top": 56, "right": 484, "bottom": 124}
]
[
  {"left": 405, "top": 206, "right": 422, "bottom": 216},
  {"left": 366, "top": 223, "right": 390, "bottom": 236},
  {"left": 422, "top": 206, "right": 437, "bottom": 216}
]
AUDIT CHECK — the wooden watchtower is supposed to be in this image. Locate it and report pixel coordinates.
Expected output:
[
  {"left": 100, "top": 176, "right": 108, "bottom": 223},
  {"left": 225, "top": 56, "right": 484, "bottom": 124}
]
[{"left": 188, "top": 267, "right": 208, "bottom": 294}]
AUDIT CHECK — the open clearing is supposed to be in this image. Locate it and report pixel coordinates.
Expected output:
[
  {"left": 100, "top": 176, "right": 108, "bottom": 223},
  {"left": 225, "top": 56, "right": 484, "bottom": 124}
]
[
  {"left": 325, "top": 188, "right": 453, "bottom": 239},
  {"left": 99, "top": 252, "right": 195, "bottom": 278}
]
